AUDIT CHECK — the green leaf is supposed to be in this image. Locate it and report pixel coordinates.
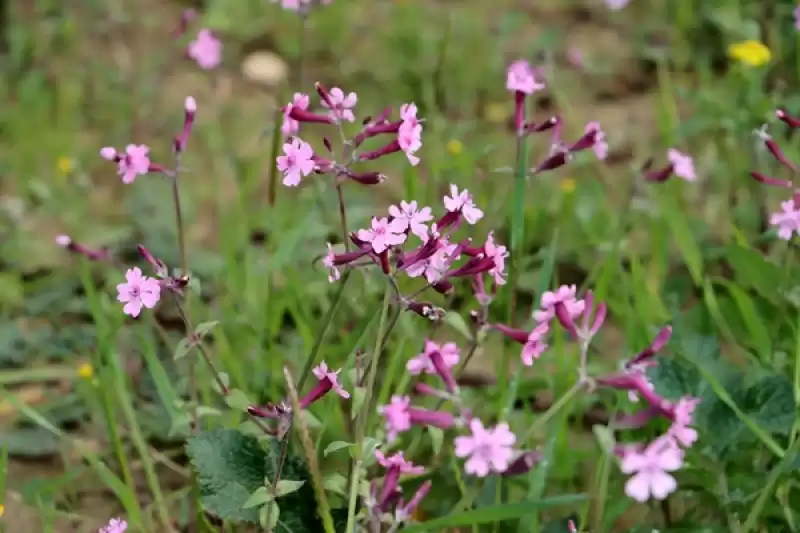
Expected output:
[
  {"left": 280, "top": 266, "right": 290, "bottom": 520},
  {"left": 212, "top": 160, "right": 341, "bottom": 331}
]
[
  {"left": 224, "top": 389, "right": 252, "bottom": 413},
  {"left": 741, "top": 375, "right": 795, "bottom": 435},
  {"left": 647, "top": 355, "right": 703, "bottom": 400},
  {"left": 401, "top": 495, "right": 587, "bottom": 532},
  {"left": 323, "top": 441, "right": 353, "bottom": 457},
  {"left": 714, "top": 279, "right": 772, "bottom": 360},
  {"left": 243, "top": 487, "right": 272, "bottom": 509},
  {"left": 186, "top": 429, "right": 268, "bottom": 523},
  {"left": 275, "top": 479, "right": 305, "bottom": 497},
  {"left": 659, "top": 191, "right": 703, "bottom": 284},
  {"left": 173, "top": 338, "right": 192, "bottom": 360},
  {"left": 259, "top": 501, "right": 280, "bottom": 530},
  {"left": 428, "top": 427, "right": 444, "bottom": 455},
  {"left": 724, "top": 245, "right": 783, "bottom": 299},
  {"left": 195, "top": 321, "right": 220, "bottom": 337},
  {"left": 443, "top": 312, "right": 471, "bottom": 340},
  {"left": 592, "top": 425, "right": 616, "bottom": 455}
]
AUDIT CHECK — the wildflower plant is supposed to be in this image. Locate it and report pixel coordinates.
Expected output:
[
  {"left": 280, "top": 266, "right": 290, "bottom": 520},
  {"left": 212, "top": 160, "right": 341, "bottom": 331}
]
[{"left": 25, "top": 2, "right": 800, "bottom": 533}]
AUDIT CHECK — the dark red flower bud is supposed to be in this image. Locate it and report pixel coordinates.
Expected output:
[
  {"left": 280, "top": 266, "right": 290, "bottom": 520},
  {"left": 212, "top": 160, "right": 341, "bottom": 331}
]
[
  {"left": 568, "top": 129, "right": 597, "bottom": 152},
  {"left": 347, "top": 171, "right": 385, "bottom": 185},
  {"left": 750, "top": 170, "right": 793, "bottom": 188},
  {"left": 777, "top": 108, "right": 800, "bottom": 128},
  {"left": 288, "top": 107, "right": 334, "bottom": 125},
  {"left": 643, "top": 163, "right": 674, "bottom": 182},
  {"left": 523, "top": 116, "right": 560, "bottom": 135},
  {"left": 534, "top": 151, "right": 568, "bottom": 174},
  {"left": 764, "top": 138, "right": 796, "bottom": 171}
]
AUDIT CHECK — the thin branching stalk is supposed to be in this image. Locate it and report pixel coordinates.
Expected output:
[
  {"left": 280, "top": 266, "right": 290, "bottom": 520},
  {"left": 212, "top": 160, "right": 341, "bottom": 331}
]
[{"left": 284, "top": 367, "right": 337, "bottom": 533}]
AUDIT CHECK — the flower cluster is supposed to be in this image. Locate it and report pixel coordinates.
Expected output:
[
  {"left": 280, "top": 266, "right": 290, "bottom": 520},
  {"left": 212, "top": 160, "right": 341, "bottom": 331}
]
[
  {"left": 750, "top": 109, "right": 800, "bottom": 240},
  {"left": 595, "top": 326, "right": 701, "bottom": 502},
  {"left": 378, "top": 340, "right": 521, "bottom": 480},
  {"left": 365, "top": 450, "right": 430, "bottom": 528},
  {"left": 276, "top": 83, "right": 423, "bottom": 190}
]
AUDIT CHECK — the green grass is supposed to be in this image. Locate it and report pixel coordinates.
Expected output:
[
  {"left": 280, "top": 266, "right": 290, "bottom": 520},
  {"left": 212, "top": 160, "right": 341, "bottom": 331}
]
[{"left": 2, "top": 0, "right": 800, "bottom": 532}]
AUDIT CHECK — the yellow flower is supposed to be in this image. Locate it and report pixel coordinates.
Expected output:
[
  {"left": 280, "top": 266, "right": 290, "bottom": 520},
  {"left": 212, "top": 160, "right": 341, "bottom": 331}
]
[
  {"left": 57, "top": 156, "right": 74, "bottom": 175},
  {"left": 447, "top": 139, "right": 463, "bottom": 155},
  {"left": 485, "top": 102, "right": 508, "bottom": 124},
  {"left": 77, "top": 363, "right": 94, "bottom": 379},
  {"left": 0, "top": 503, "right": 4, "bottom": 518},
  {"left": 560, "top": 178, "right": 576, "bottom": 194},
  {"left": 727, "top": 40, "right": 771, "bottom": 67}
]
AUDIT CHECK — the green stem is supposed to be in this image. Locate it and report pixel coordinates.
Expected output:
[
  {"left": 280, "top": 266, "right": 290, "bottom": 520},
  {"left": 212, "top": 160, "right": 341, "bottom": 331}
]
[
  {"left": 298, "top": 269, "right": 353, "bottom": 390},
  {"left": 521, "top": 381, "right": 584, "bottom": 443},
  {"left": 502, "top": 126, "right": 529, "bottom": 408},
  {"left": 741, "top": 437, "right": 800, "bottom": 533},
  {"left": 170, "top": 173, "right": 187, "bottom": 276},
  {"left": 347, "top": 283, "right": 393, "bottom": 533}
]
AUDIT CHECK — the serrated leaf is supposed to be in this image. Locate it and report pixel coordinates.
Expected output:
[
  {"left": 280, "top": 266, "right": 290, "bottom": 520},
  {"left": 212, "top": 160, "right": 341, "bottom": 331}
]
[
  {"left": 323, "top": 440, "right": 353, "bottom": 457},
  {"left": 243, "top": 486, "right": 271, "bottom": 509},
  {"left": 275, "top": 479, "right": 305, "bottom": 497},
  {"left": 186, "top": 428, "right": 268, "bottom": 523}
]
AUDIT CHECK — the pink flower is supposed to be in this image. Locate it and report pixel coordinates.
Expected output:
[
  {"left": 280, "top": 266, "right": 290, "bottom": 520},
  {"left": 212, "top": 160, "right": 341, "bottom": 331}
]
[
  {"left": 188, "top": 29, "right": 221, "bottom": 69},
  {"left": 116, "top": 268, "right": 161, "bottom": 317},
  {"left": 405, "top": 239, "right": 458, "bottom": 283},
  {"left": 506, "top": 60, "right": 545, "bottom": 94},
  {"left": 313, "top": 362, "right": 349, "bottom": 398},
  {"left": 585, "top": 121, "right": 608, "bottom": 160},
  {"left": 454, "top": 419, "right": 516, "bottom": 477},
  {"left": 315, "top": 363, "right": 351, "bottom": 398},
  {"left": 322, "top": 87, "right": 357, "bottom": 123},
  {"left": 99, "top": 518, "right": 128, "bottom": 533},
  {"left": 795, "top": 6, "right": 800, "bottom": 31},
  {"left": 101, "top": 144, "right": 151, "bottom": 184},
  {"left": 667, "top": 396, "right": 700, "bottom": 447},
  {"left": 56, "top": 235, "right": 71, "bottom": 247},
  {"left": 389, "top": 200, "right": 433, "bottom": 240},
  {"left": 378, "top": 395, "right": 412, "bottom": 441},
  {"left": 484, "top": 232, "right": 509, "bottom": 285},
  {"left": 424, "top": 242, "right": 459, "bottom": 283},
  {"left": 398, "top": 104, "right": 423, "bottom": 166},
  {"left": 667, "top": 149, "right": 696, "bottom": 182},
  {"left": 522, "top": 322, "right": 549, "bottom": 365},
  {"left": 621, "top": 436, "right": 683, "bottom": 502},
  {"left": 444, "top": 185, "right": 484, "bottom": 224},
  {"left": 407, "top": 340, "right": 460, "bottom": 375},
  {"left": 375, "top": 450, "right": 424, "bottom": 474},
  {"left": 770, "top": 199, "right": 800, "bottom": 240},
  {"left": 299, "top": 361, "right": 349, "bottom": 408},
  {"left": 322, "top": 243, "right": 341, "bottom": 282},
  {"left": 277, "top": 138, "right": 316, "bottom": 186},
  {"left": 282, "top": 93, "right": 310, "bottom": 135},
  {"left": 604, "top": 0, "right": 631, "bottom": 9},
  {"left": 375, "top": 449, "right": 424, "bottom": 507},
  {"left": 357, "top": 217, "right": 407, "bottom": 254},
  {"left": 534, "top": 285, "right": 585, "bottom": 323}
]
